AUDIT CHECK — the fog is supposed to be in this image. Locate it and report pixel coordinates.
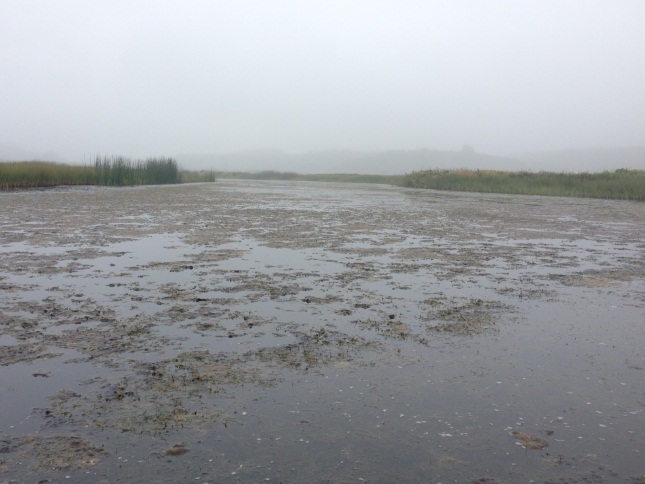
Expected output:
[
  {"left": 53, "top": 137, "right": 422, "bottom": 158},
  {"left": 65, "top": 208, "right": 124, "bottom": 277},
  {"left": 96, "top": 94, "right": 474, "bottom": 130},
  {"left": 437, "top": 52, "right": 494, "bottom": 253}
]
[{"left": 1, "top": 1, "right": 644, "bottom": 170}]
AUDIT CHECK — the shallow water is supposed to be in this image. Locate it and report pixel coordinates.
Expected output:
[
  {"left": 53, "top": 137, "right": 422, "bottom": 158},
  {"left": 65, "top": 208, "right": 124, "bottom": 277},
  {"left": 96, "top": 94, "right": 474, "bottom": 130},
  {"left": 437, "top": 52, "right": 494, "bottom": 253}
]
[{"left": 0, "top": 181, "right": 644, "bottom": 482}]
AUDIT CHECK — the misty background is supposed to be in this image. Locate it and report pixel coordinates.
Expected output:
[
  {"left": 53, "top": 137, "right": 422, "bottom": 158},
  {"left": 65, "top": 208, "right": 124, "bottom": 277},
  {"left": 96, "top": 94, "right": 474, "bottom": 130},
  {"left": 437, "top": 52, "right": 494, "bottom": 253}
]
[{"left": 1, "top": 1, "right": 644, "bottom": 173}]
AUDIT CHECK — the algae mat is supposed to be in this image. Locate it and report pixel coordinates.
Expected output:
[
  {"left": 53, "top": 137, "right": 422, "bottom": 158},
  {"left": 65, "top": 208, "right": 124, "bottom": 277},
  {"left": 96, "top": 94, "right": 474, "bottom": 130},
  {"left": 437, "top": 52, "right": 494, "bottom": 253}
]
[{"left": 1, "top": 181, "right": 644, "bottom": 482}]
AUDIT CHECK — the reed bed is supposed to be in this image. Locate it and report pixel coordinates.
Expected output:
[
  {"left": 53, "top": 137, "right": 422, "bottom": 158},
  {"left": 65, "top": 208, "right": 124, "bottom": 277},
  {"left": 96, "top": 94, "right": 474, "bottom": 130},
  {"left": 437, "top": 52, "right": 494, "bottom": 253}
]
[
  {"left": 0, "top": 161, "right": 96, "bottom": 189},
  {"left": 93, "top": 156, "right": 180, "bottom": 186},
  {"left": 402, "top": 168, "right": 645, "bottom": 200},
  {"left": 0, "top": 156, "right": 190, "bottom": 189}
]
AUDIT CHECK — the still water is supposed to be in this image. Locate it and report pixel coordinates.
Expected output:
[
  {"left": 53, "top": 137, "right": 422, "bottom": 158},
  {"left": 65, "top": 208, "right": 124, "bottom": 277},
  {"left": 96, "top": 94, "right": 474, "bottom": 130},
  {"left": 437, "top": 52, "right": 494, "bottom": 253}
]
[{"left": 0, "top": 181, "right": 643, "bottom": 482}]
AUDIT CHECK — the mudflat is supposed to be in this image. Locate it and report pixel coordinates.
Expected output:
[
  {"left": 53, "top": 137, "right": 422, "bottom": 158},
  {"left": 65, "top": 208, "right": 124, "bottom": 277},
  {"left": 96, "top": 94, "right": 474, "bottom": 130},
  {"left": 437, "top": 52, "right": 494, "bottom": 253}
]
[{"left": 1, "top": 180, "right": 644, "bottom": 482}]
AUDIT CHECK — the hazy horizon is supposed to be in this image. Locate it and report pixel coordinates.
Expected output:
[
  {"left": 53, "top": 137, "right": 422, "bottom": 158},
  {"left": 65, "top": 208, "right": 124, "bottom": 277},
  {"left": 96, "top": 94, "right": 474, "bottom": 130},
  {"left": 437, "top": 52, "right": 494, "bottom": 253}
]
[{"left": 2, "top": 1, "right": 645, "bottom": 166}]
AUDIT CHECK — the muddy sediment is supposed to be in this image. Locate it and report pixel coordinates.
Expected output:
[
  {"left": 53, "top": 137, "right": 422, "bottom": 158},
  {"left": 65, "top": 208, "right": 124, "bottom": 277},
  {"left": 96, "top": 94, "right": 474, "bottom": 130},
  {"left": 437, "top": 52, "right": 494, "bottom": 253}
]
[{"left": 1, "top": 181, "right": 644, "bottom": 482}]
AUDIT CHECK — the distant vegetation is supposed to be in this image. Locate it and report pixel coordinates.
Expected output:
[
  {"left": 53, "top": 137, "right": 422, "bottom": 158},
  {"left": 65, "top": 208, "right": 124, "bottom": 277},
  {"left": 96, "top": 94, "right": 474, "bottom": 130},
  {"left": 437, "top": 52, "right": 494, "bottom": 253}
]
[
  {"left": 93, "top": 156, "right": 180, "bottom": 185},
  {"left": 0, "top": 161, "right": 96, "bottom": 189},
  {"left": 216, "top": 168, "right": 644, "bottom": 200},
  {"left": 178, "top": 169, "right": 217, "bottom": 184},
  {"left": 0, "top": 157, "right": 215, "bottom": 190},
  {"left": 215, "top": 170, "right": 405, "bottom": 185},
  {"left": 402, "top": 168, "right": 645, "bottom": 200},
  {"left": 2, "top": 161, "right": 643, "bottom": 200}
]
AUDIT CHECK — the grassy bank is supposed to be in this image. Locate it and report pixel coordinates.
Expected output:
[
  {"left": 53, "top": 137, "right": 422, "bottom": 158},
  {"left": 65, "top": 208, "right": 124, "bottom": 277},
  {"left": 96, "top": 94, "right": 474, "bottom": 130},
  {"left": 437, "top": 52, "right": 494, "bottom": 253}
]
[
  {"left": 0, "top": 161, "right": 97, "bottom": 189},
  {"left": 215, "top": 168, "right": 645, "bottom": 200},
  {"left": 0, "top": 157, "right": 214, "bottom": 189},
  {"left": 4, "top": 161, "right": 643, "bottom": 200},
  {"left": 402, "top": 169, "right": 645, "bottom": 200},
  {"left": 179, "top": 169, "right": 217, "bottom": 184}
]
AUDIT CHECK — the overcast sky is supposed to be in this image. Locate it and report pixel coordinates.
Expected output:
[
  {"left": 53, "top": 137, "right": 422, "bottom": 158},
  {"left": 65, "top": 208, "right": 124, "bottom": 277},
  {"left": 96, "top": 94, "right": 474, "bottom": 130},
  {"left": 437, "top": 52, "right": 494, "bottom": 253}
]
[{"left": 1, "top": 1, "right": 644, "bottom": 162}]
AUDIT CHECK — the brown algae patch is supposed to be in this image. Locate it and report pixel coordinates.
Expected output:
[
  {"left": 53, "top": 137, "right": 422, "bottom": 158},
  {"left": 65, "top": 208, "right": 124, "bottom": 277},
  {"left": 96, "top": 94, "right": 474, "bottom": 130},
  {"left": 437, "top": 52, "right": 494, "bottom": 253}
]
[
  {"left": 163, "top": 444, "right": 190, "bottom": 456},
  {"left": 302, "top": 295, "right": 340, "bottom": 304},
  {"left": 553, "top": 271, "right": 636, "bottom": 287},
  {"left": 351, "top": 316, "right": 414, "bottom": 340},
  {"left": 252, "top": 327, "right": 381, "bottom": 370},
  {"left": 192, "top": 248, "right": 248, "bottom": 262},
  {"left": 0, "top": 343, "right": 62, "bottom": 365},
  {"left": 42, "top": 319, "right": 161, "bottom": 361},
  {"left": 397, "top": 247, "right": 440, "bottom": 260},
  {"left": 424, "top": 298, "right": 511, "bottom": 335},
  {"left": 510, "top": 431, "right": 549, "bottom": 450},
  {"left": 39, "top": 350, "right": 269, "bottom": 434},
  {"left": 0, "top": 435, "right": 108, "bottom": 473}
]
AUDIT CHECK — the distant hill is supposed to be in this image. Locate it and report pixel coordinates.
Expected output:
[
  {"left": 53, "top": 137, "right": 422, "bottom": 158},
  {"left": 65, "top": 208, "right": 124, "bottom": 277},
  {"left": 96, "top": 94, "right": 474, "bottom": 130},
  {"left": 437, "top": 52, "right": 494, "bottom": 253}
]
[
  {"left": 178, "top": 147, "right": 645, "bottom": 174},
  {"left": 331, "top": 148, "right": 522, "bottom": 174},
  {"left": 179, "top": 147, "right": 523, "bottom": 174}
]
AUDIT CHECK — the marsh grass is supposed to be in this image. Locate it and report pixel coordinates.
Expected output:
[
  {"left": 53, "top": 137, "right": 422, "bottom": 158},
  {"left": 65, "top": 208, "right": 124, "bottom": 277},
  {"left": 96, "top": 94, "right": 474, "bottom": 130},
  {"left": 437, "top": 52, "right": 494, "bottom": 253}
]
[
  {"left": 179, "top": 169, "right": 216, "bottom": 183},
  {"left": 403, "top": 168, "right": 645, "bottom": 200},
  {"left": 4, "top": 160, "right": 642, "bottom": 199},
  {"left": 0, "top": 161, "right": 96, "bottom": 189},
  {"left": 0, "top": 157, "right": 212, "bottom": 189},
  {"left": 216, "top": 168, "right": 644, "bottom": 200}
]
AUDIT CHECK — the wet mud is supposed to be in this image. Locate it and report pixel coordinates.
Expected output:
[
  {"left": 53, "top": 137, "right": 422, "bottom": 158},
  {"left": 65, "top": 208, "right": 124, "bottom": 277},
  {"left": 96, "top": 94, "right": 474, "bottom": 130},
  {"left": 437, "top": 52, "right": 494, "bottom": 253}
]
[{"left": 1, "top": 181, "right": 644, "bottom": 482}]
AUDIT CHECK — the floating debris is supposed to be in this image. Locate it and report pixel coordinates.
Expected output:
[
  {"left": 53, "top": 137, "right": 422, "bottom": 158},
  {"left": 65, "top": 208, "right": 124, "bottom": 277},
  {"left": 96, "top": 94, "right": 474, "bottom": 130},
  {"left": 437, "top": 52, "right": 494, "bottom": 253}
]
[
  {"left": 163, "top": 444, "right": 190, "bottom": 456},
  {"left": 510, "top": 431, "right": 549, "bottom": 450}
]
